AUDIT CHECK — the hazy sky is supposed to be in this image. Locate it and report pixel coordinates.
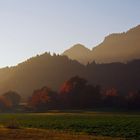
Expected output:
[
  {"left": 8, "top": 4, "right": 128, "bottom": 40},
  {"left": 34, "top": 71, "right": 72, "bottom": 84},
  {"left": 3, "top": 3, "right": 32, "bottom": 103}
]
[{"left": 0, "top": 0, "right": 140, "bottom": 67}]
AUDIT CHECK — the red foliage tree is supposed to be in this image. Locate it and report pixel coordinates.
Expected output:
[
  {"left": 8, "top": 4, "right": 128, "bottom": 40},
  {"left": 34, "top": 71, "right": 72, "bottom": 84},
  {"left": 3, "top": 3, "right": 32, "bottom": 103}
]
[
  {"left": 28, "top": 86, "right": 56, "bottom": 110},
  {"left": 102, "top": 88, "right": 120, "bottom": 107},
  {"left": 59, "top": 76, "right": 101, "bottom": 109},
  {"left": 104, "top": 88, "right": 118, "bottom": 97}
]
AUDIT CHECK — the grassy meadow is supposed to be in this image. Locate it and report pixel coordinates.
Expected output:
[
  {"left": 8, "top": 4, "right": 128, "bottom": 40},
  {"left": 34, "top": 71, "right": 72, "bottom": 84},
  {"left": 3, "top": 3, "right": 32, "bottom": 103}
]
[{"left": 0, "top": 111, "right": 139, "bottom": 140}]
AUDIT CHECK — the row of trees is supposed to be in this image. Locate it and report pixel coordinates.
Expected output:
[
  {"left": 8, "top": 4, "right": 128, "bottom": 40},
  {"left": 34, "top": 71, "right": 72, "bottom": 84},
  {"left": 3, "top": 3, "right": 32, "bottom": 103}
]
[
  {"left": 0, "top": 76, "right": 139, "bottom": 111},
  {"left": 28, "top": 76, "right": 140, "bottom": 111}
]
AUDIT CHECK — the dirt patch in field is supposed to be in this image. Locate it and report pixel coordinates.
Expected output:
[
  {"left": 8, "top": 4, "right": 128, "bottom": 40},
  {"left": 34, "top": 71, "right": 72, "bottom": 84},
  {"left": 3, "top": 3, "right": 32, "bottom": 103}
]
[{"left": 0, "top": 128, "right": 126, "bottom": 140}]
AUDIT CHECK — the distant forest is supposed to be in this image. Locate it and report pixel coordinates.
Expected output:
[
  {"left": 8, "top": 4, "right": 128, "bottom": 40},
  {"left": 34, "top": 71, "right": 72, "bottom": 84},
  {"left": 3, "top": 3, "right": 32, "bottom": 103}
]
[
  {"left": 0, "top": 75, "right": 140, "bottom": 112},
  {"left": 0, "top": 53, "right": 140, "bottom": 111}
]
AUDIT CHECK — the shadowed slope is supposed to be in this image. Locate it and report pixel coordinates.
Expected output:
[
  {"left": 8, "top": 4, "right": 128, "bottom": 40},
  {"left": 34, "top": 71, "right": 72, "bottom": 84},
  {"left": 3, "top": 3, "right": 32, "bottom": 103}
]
[{"left": 0, "top": 53, "right": 84, "bottom": 99}]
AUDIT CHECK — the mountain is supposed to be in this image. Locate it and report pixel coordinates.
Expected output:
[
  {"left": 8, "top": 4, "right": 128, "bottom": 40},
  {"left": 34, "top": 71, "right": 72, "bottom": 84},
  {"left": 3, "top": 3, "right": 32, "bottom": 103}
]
[
  {"left": 92, "top": 25, "right": 140, "bottom": 63},
  {"left": 0, "top": 52, "right": 140, "bottom": 100},
  {"left": 0, "top": 25, "right": 140, "bottom": 100},
  {"left": 0, "top": 53, "right": 85, "bottom": 100},
  {"left": 63, "top": 25, "right": 140, "bottom": 64},
  {"left": 62, "top": 44, "right": 92, "bottom": 65}
]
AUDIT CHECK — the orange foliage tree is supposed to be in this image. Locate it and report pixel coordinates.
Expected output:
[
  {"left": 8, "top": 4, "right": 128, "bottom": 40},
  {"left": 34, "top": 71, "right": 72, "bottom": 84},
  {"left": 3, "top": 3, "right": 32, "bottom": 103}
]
[
  {"left": 0, "top": 96, "right": 12, "bottom": 111},
  {"left": 28, "top": 86, "right": 57, "bottom": 110}
]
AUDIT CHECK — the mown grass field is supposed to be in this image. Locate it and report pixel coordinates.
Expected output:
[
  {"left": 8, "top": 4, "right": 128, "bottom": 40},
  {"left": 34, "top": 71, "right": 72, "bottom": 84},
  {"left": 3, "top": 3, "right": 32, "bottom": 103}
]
[{"left": 0, "top": 111, "right": 139, "bottom": 140}]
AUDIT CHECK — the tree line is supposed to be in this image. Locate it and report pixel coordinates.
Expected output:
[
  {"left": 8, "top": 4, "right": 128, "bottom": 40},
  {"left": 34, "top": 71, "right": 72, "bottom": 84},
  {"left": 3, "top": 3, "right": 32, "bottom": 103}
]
[
  {"left": 28, "top": 76, "right": 140, "bottom": 111},
  {"left": 0, "top": 76, "right": 140, "bottom": 112}
]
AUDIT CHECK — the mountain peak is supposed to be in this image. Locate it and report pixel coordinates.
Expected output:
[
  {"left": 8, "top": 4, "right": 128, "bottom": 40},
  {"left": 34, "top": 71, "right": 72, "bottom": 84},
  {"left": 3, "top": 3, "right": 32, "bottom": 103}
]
[
  {"left": 67, "top": 44, "right": 91, "bottom": 52},
  {"left": 62, "top": 44, "right": 92, "bottom": 65}
]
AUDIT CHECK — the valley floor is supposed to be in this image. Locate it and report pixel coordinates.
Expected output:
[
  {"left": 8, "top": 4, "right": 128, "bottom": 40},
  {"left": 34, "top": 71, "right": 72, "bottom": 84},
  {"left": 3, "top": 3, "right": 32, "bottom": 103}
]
[{"left": 0, "top": 111, "right": 139, "bottom": 139}]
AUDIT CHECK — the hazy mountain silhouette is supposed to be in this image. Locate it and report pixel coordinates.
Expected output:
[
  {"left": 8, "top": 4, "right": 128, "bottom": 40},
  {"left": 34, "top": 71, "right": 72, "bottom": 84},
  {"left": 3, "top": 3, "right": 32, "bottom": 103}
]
[
  {"left": 62, "top": 44, "right": 92, "bottom": 65},
  {"left": 63, "top": 25, "right": 140, "bottom": 64},
  {"left": 0, "top": 25, "right": 140, "bottom": 100},
  {"left": 92, "top": 25, "right": 140, "bottom": 63},
  {"left": 0, "top": 53, "right": 85, "bottom": 100},
  {"left": 0, "top": 52, "right": 140, "bottom": 100}
]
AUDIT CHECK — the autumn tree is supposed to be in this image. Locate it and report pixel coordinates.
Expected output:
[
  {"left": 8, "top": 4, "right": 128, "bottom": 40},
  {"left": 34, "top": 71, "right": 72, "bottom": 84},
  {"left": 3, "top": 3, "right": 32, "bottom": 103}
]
[
  {"left": 102, "top": 88, "right": 120, "bottom": 107},
  {"left": 28, "top": 86, "right": 57, "bottom": 111},
  {"left": 0, "top": 96, "right": 12, "bottom": 111},
  {"left": 3, "top": 91, "right": 21, "bottom": 107},
  {"left": 59, "top": 76, "right": 101, "bottom": 109}
]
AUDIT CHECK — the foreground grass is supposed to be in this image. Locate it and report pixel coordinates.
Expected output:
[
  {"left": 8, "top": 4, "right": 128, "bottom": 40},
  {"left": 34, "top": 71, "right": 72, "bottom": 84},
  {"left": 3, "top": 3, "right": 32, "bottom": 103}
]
[
  {"left": 0, "top": 128, "right": 125, "bottom": 140},
  {"left": 0, "top": 111, "right": 139, "bottom": 139}
]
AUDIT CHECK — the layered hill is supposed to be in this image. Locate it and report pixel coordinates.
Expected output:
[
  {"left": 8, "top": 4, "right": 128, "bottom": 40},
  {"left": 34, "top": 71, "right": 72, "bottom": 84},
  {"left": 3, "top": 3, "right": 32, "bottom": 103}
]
[
  {"left": 0, "top": 52, "right": 140, "bottom": 100},
  {"left": 63, "top": 25, "right": 140, "bottom": 64},
  {"left": 0, "top": 53, "right": 85, "bottom": 99},
  {"left": 92, "top": 25, "right": 140, "bottom": 63},
  {"left": 0, "top": 25, "right": 140, "bottom": 100},
  {"left": 62, "top": 44, "right": 92, "bottom": 65}
]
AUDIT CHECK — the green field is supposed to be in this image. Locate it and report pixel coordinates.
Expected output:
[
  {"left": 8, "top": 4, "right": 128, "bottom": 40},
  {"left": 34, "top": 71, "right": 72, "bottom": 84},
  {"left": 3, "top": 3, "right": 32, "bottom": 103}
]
[{"left": 0, "top": 111, "right": 139, "bottom": 140}]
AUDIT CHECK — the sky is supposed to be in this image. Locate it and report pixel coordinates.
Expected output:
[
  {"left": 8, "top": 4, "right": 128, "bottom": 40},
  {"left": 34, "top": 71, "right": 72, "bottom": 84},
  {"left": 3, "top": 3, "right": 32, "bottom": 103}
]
[{"left": 0, "top": 0, "right": 140, "bottom": 67}]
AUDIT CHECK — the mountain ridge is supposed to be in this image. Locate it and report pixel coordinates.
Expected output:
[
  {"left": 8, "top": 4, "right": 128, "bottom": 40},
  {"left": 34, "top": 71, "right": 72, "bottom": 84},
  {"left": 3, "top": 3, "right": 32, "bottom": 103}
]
[
  {"left": 63, "top": 24, "right": 140, "bottom": 64},
  {"left": 0, "top": 24, "right": 140, "bottom": 100},
  {"left": 0, "top": 52, "right": 140, "bottom": 100}
]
